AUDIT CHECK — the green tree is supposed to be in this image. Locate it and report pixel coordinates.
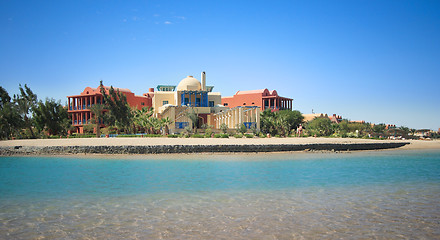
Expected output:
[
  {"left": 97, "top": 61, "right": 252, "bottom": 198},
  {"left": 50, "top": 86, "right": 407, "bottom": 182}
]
[
  {"left": 260, "top": 109, "right": 276, "bottom": 135},
  {"left": 13, "top": 84, "right": 37, "bottom": 138},
  {"left": 89, "top": 104, "right": 106, "bottom": 137},
  {"left": 161, "top": 117, "right": 173, "bottom": 135},
  {"left": 260, "top": 109, "right": 304, "bottom": 136},
  {"left": 0, "top": 87, "right": 21, "bottom": 139},
  {"left": 186, "top": 108, "right": 199, "bottom": 132},
  {"left": 306, "top": 117, "right": 333, "bottom": 136},
  {"left": 133, "top": 107, "right": 154, "bottom": 133},
  {"left": 372, "top": 123, "right": 386, "bottom": 134},
  {"left": 33, "top": 98, "right": 69, "bottom": 136},
  {"left": 100, "top": 81, "right": 132, "bottom": 133}
]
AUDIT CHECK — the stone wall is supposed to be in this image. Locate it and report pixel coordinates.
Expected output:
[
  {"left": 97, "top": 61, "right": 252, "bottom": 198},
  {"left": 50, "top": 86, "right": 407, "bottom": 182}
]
[{"left": 0, "top": 142, "right": 409, "bottom": 156}]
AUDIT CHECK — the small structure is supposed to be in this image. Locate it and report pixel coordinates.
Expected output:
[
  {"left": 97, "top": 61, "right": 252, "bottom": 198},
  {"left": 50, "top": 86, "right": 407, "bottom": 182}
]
[
  {"left": 214, "top": 107, "right": 260, "bottom": 130},
  {"left": 221, "top": 89, "right": 292, "bottom": 112}
]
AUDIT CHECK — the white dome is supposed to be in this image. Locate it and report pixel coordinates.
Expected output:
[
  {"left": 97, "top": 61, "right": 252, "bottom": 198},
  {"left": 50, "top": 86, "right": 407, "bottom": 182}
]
[{"left": 176, "top": 76, "right": 201, "bottom": 91}]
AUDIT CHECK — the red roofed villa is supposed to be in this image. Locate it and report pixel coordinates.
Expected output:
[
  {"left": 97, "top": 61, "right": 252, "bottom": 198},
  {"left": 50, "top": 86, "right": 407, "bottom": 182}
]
[
  {"left": 67, "top": 86, "right": 152, "bottom": 133},
  {"left": 221, "top": 89, "right": 293, "bottom": 112}
]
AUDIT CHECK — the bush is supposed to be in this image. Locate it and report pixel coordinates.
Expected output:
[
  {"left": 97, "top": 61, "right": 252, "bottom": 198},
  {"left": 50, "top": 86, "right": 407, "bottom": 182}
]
[
  {"left": 191, "top": 134, "right": 205, "bottom": 138},
  {"left": 168, "top": 134, "right": 179, "bottom": 138},
  {"left": 214, "top": 133, "right": 222, "bottom": 138},
  {"left": 83, "top": 124, "right": 95, "bottom": 134},
  {"left": 117, "top": 134, "right": 140, "bottom": 137},
  {"left": 237, "top": 123, "right": 247, "bottom": 135},
  {"left": 204, "top": 128, "right": 213, "bottom": 138},
  {"left": 234, "top": 134, "right": 243, "bottom": 138},
  {"left": 69, "top": 134, "right": 96, "bottom": 138},
  {"left": 245, "top": 134, "right": 253, "bottom": 138},
  {"left": 221, "top": 134, "right": 229, "bottom": 138},
  {"left": 220, "top": 123, "right": 228, "bottom": 134}
]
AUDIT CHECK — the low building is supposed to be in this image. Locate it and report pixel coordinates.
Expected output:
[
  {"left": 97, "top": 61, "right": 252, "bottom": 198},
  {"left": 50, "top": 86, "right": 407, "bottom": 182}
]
[
  {"left": 221, "top": 88, "right": 293, "bottom": 112},
  {"left": 214, "top": 106, "right": 260, "bottom": 131},
  {"left": 67, "top": 86, "right": 152, "bottom": 133},
  {"left": 303, "top": 113, "right": 342, "bottom": 123}
]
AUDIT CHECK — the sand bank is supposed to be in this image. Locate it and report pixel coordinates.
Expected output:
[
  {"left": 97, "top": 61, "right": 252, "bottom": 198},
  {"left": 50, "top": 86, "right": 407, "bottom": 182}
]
[
  {"left": 1, "top": 137, "right": 436, "bottom": 156},
  {"left": 1, "top": 137, "right": 435, "bottom": 148}
]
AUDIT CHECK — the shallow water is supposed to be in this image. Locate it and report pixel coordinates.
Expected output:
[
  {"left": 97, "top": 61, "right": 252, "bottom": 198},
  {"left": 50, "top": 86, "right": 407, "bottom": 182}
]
[{"left": 1, "top": 150, "right": 439, "bottom": 239}]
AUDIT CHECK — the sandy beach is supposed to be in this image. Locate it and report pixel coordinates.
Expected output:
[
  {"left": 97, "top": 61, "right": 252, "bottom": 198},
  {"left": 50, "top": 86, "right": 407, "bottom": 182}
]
[{"left": 0, "top": 137, "right": 438, "bottom": 150}]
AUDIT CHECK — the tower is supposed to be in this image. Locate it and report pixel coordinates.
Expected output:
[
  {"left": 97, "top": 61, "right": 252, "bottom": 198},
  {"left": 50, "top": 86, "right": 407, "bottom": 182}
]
[{"left": 201, "top": 71, "right": 206, "bottom": 91}]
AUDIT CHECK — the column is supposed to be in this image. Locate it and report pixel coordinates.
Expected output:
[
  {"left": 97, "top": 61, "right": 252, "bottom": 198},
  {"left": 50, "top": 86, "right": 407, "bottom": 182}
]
[{"left": 256, "top": 108, "right": 260, "bottom": 130}]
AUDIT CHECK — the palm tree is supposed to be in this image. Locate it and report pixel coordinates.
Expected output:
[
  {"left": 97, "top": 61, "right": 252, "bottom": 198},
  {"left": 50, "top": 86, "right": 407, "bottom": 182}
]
[
  {"left": 133, "top": 107, "right": 154, "bottom": 133},
  {"left": 89, "top": 104, "right": 106, "bottom": 137},
  {"left": 161, "top": 117, "right": 173, "bottom": 135},
  {"left": 186, "top": 108, "right": 198, "bottom": 133}
]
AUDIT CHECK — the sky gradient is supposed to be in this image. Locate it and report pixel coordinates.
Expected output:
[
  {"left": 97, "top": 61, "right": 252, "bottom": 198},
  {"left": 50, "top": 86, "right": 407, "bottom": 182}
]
[{"left": 1, "top": 0, "right": 439, "bottom": 130}]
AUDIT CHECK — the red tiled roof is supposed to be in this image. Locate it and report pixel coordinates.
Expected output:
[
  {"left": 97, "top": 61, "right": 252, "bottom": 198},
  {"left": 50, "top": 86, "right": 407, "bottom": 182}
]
[{"left": 235, "top": 89, "right": 267, "bottom": 95}]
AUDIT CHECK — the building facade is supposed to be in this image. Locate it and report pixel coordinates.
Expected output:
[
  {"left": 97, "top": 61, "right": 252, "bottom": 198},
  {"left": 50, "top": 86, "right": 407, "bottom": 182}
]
[
  {"left": 67, "top": 86, "right": 152, "bottom": 133},
  {"left": 154, "top": 72, "right": 229, "bottom": 133},
  {"left": 221, "top": 89, "right": 293, "bottom": 112}
]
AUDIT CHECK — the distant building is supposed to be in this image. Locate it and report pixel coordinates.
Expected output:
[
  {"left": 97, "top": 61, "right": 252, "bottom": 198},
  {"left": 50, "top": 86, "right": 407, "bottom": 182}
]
[
  {"left": 67, "top": 86, "right": 152, "bottom": 133},
  {"left": 221, "top": 89, "right": 292, "bottom": 112},
  {"left": 303, "top": 113, "right": 342, "bottom": 123}
]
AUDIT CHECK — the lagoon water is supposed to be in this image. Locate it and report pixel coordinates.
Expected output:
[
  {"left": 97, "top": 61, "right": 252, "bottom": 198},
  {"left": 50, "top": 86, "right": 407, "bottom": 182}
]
[{"left": 1, "top": 150, "right": 439, "bottom": 239}]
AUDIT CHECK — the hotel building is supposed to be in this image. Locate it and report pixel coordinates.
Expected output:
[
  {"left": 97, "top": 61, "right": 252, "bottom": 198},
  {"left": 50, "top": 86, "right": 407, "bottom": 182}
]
[
  {"left": 221, "top": 89, "right": 293, "bottom": 112},
  {"left": 67, "top": 86, "right": 151, "bottom": 133}
]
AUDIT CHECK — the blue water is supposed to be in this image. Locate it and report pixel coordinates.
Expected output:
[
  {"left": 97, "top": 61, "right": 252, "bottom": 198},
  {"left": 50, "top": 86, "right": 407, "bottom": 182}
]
[{"left": 1, "top": 150, "right": 440, "bottom": 239}]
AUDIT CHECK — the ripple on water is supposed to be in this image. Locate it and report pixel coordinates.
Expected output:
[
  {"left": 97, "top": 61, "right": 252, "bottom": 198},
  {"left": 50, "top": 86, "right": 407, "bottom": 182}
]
[{"left": 1, "top": 185, "right": 439, "bottom": 239}]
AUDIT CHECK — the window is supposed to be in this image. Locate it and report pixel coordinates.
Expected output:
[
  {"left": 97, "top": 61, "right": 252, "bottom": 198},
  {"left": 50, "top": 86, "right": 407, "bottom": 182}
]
[
  {"left": 163, "top": 100, "right": 169, "bottom": 105},
  {"left": 252, "top": 102, "right": 255, "bottom": 105},
  {"left": 141, "top": 102, "right": 145, "bottom": 106},
  {"left": 209, "top": 101, "right": 215, "bottom": 107},
  {"left": 223, "top": 103, "right": 228, "bottom": 106},
  {"left": 243, "top": 103, "right": 246, "bottom": 105}
]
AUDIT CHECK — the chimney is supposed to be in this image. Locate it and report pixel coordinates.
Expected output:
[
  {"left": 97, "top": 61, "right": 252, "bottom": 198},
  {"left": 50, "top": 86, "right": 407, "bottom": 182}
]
[
  {"left": 149, "top": 88, "right": 154, "bottom": 92},
  {"left": 201, "top": 71, "right": 206, "bottom": 91}
]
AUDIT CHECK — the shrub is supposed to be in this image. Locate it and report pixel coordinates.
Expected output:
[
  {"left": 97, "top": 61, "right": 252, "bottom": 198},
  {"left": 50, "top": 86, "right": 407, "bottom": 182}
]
[
  {"left": 168, "top": 134, "right": 179, "bottom": 138},
  {"left": 83, "top": 124, "right": 95, "bottom": 134},
  {"left": 220, "top": 123, "right": 228, "bottom": 134},
  {"left": 69, "top": 134, "right": 96, "bottom": 138},
  {"left": 214, "top": 133, "right": 222, "bottom": 138},
  {"left": 234, "top": 134, "right": 243, "bottom": 138},
  {"left": 237, "top": 123, "right": 247, "bottom": 135},
  {"left": 204, "top": 128, "right": 213, "bottom": 138},
  {"left": 191, "top": 134, "right": 205, "bottom": 138},
  {"left": 245, "top": 134, "right": 253, "bottom": 138},
  {"left": 221, "top": 134, "right": 229, "bottom": 138}
]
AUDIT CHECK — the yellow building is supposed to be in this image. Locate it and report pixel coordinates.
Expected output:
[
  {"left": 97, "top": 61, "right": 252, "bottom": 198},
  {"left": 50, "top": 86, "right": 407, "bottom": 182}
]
[{"left": 149, "top": 72, "right": 228, "bottom": 133}]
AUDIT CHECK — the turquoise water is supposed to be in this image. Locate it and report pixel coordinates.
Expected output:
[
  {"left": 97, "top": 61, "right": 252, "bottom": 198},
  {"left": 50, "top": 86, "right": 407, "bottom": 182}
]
[{"left": 1, "top": 150, "right": 439, "bottom": 239}]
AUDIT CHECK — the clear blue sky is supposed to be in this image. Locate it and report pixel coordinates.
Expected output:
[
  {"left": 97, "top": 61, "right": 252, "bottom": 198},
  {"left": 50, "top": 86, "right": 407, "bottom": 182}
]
[{"left": 1, "top": 0, "right": 439, "bottom": 130}]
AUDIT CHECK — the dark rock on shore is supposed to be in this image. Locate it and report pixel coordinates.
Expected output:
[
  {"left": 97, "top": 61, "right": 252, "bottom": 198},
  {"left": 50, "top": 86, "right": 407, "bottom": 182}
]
[{"left": 0, "top": 142, "right": 410, "bottom": 156}]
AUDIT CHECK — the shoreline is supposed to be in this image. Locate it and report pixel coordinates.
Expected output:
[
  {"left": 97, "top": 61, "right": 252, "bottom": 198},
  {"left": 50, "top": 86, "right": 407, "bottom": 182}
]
[{"left": 1, "top": 137, "right": 437, "bottom": 156}]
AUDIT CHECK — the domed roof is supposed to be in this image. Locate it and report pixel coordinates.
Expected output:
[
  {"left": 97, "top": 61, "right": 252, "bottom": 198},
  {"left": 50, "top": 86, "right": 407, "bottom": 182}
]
[{"left": 176, "top": 76, "right": 201, "bottom": 91}]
